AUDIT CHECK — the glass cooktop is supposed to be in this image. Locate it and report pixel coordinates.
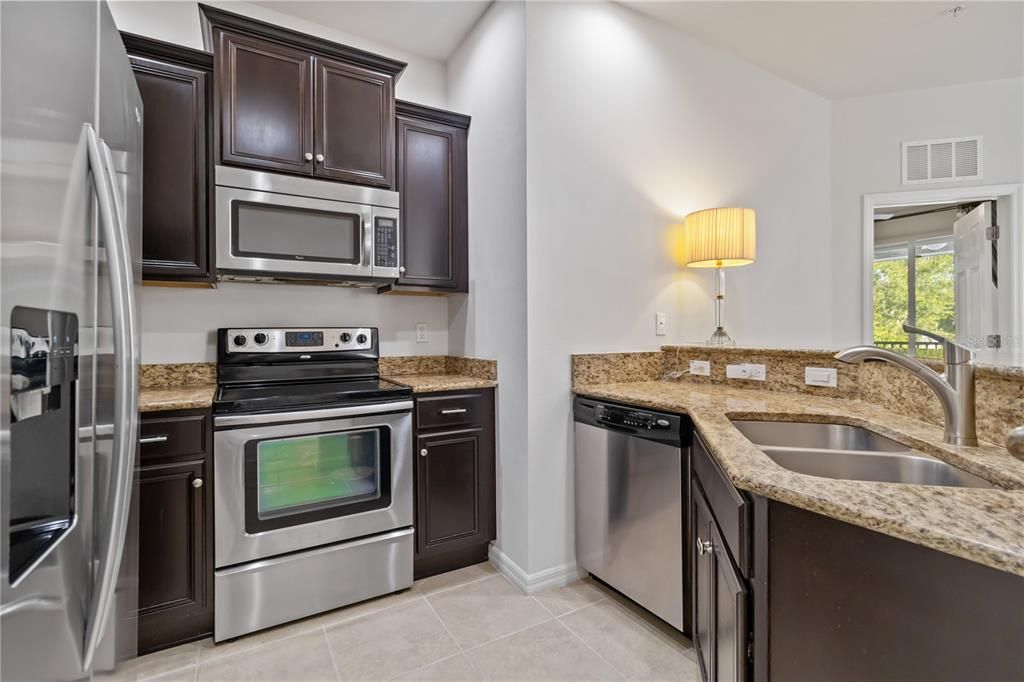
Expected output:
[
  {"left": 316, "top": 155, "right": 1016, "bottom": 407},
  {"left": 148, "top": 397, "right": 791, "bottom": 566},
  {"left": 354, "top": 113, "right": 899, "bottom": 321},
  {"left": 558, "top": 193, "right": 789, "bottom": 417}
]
[{"left": 214, "top": 378, "right": 412, "bottom": 415}]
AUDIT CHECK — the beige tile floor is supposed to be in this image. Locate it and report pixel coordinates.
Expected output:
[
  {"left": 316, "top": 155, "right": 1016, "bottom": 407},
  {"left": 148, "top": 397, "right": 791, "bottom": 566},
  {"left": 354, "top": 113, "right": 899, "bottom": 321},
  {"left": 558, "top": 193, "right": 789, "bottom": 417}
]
[{"left": 105, "top": 562, "right": 699, "bottom": 682}]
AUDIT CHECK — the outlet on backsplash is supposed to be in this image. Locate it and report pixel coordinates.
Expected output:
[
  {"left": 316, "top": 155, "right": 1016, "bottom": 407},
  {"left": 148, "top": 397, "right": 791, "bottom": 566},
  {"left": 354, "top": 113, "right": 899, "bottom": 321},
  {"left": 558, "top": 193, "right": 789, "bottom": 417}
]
[
  {"left": 726, "top": 363, "right": 766, "bottom": 381},
  {"left": 689, "top": 360, "right": 711, "bottom": 376}
]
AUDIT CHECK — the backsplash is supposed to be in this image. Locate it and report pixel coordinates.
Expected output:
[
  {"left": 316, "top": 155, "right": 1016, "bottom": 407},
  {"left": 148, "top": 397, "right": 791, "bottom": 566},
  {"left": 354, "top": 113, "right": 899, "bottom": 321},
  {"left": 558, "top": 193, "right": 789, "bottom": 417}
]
[
  {"left": 571, "top": 346, "right": 1024, "bottom": 447},
  {"left": 142, "top": 356, "right": 498, "bottom": 387},
  {"left": 379, "top": 355, "right": 497, "bottom": 380}
]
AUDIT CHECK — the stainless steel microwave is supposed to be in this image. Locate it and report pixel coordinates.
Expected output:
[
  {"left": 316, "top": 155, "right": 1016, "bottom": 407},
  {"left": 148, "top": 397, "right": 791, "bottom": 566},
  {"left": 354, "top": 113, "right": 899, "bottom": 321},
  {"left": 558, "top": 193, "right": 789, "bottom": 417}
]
[{"left": 215, "top": 166, "right": 400, "bottom": 285}]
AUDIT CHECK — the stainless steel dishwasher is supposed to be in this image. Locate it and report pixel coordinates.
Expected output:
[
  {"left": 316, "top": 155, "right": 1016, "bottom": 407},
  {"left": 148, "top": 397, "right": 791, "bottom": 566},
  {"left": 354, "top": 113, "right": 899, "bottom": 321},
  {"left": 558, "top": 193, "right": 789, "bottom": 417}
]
[{"left": 574, "top": 397, "right": 691, "bottom": 633}]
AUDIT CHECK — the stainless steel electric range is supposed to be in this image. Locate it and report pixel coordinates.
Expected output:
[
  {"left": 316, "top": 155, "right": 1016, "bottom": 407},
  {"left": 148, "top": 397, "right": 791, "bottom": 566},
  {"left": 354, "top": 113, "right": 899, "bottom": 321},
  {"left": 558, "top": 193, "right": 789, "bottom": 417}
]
[{"left": 212, "top": 327, "right": 413, "bottom": 641}]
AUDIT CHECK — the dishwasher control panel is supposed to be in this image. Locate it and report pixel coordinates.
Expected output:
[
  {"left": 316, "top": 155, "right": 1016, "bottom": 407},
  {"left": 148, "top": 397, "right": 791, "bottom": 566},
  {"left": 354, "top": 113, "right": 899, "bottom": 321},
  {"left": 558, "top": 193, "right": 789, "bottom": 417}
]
[{"left": 596, "top": 404, "right": 672, "bottom": 430}]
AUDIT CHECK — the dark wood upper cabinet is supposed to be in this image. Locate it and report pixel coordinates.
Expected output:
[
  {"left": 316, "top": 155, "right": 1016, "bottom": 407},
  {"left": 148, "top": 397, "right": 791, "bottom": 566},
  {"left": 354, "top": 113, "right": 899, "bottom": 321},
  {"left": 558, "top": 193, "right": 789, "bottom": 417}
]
[
  {"left": 216, "top": 30, "right": 313, "bottom": 174},
  {"left": 383, "top": 101, "right": 469, "bottom": 294},
  {"left": 314, "top": 56, "right": 394, "bottom": 187},
  {"left": 122, "top": 33, "right": 214, "bottom": 283},
  {"left": 200, "top": 5, "right": 404, "bottom": 187}
]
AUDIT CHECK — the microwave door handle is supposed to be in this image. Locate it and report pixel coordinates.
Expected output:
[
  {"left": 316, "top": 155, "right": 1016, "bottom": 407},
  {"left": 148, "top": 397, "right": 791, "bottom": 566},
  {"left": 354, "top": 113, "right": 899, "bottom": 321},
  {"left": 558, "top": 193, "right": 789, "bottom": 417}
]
[{"left": 363, "top": 214, "right": 373, "bottom": 273}]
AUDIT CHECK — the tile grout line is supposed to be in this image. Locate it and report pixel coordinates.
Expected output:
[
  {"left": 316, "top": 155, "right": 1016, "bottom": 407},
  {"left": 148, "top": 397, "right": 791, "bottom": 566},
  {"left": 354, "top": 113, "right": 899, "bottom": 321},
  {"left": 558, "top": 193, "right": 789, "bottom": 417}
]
[
  {"left": 384, "top": 652, "right": 466, "bottom": 682},
  {"left": 414, "top": 569, "right": 499, "bottom": 598},
  {"left": 555, "top": 614, "right": 627, "bottom": 681},
  {"left": 420, "top": 590, "right": 484, "bottom": 679},
  {"left": 322, "top": 625, "right": 345, "bottom": 682}
]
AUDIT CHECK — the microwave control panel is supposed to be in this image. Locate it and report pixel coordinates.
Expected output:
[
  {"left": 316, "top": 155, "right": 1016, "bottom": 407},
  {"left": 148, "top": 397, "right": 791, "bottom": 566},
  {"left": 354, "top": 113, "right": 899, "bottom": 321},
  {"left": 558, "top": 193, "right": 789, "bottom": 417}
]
[{"left": 374, "top": 217, "right": 398, "bottom": 269}]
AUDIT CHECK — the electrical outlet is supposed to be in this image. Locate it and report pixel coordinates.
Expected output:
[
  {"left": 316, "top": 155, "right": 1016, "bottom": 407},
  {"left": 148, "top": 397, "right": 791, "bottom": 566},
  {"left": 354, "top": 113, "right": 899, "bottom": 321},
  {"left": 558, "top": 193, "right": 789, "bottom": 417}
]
[
  {"left": 726, "top": 364, "right": 752, "bottom": 380},
  {"left": 726, "top": 363, "right": 766, "bottom": 381},
  {"left": 655, "top": 312, "right": 667, "bottom": 336},
  {"left": 415, "top": 323, "right": 428, "bottom": 343},
  {"left": 689, "top": 360, "right": 711, "bottom": 376}
]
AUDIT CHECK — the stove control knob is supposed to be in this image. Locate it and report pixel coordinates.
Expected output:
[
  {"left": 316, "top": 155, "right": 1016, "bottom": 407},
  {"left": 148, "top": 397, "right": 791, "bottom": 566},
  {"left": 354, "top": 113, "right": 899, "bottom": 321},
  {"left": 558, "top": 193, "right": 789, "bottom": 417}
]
[
  {"left": 233, "top": 334, "right": 247, "bottom": 347},
  {"left": 253, "top": 332, "right": 268, "bottom": 345},
  {"left": 340, "top": 332, "right": 352, "bottom": 343},
  {"left": 356, "top": 333, "right": 368, "bottom": 344}
]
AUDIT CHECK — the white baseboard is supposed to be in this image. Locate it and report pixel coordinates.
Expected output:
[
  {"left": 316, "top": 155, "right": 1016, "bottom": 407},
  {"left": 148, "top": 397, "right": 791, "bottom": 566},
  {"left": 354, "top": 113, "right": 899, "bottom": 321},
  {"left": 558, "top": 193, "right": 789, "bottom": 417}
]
[{"left": 488, "top": 544, "right": 581, "bottom": 594}]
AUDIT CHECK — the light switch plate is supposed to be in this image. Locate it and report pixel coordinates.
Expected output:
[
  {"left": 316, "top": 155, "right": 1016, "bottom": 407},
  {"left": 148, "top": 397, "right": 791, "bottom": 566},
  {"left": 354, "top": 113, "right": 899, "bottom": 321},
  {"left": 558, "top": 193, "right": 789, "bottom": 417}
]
[
  {"left": 655, "top": 312, "right": 667, "bottom": 336},
  {"left": 805, "top": 366, "right": 837, "bottom": 387},
  {"left": 689, "top": 360, "right": 710, "bottom": 376},
  {"left": 415, "top": 323, "right": 428, "bottom": 343}
]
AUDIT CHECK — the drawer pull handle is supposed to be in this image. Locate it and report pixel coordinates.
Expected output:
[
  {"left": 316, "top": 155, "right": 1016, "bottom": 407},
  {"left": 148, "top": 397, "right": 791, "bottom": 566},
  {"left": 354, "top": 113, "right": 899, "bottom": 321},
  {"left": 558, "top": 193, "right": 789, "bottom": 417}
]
[
  {"left": 139, "top": 435, "right": 168, "bottom": 444},
  {"left": 440, "top": 408, "right": 467, "bottom": 415},
  {"left": 696, "top": 537, "right": 713, "bottom": 556},
  {"left": 192, "top": 478, "right": 203, "bottom": 489}
]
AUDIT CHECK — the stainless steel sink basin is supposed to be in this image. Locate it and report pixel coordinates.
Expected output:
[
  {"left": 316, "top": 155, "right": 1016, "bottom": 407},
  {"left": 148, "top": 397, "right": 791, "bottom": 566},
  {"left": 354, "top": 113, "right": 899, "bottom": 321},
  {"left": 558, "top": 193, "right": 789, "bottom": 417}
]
[
  {"left": 759, "top": 447, "right": 994, "bottom": 488},
  {"left": 731, "top": 420, "right": 907, "bottom": 452},
  {"left": 730, "top": 419, "right": 995, "bottom": 489}
]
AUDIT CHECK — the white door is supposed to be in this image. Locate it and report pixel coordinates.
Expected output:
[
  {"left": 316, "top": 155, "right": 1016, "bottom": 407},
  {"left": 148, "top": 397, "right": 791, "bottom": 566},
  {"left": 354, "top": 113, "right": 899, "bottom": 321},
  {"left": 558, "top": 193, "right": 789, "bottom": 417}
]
[{"left": 953, "top": 202, "right": 997, "bottom": 352}]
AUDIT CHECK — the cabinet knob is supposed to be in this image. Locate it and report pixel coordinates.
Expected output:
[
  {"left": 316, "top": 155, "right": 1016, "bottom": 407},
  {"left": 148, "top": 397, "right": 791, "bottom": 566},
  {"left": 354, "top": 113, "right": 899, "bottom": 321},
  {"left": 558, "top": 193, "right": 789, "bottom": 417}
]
[
  {"left": 304, "top": 152, "right": 313, "bottom": 161},
  {"left": 192, "top": 478, "right": 204, "bottom": 489},
  {"left": 315, "top": 153, "right": 324, "bottom": 163},
  {"left": 420, "top": 448, "right": 428, "bottom": 457},
  {"left": 399, "top": 266, "right": 406, "bottom": 274},
  {"left": 696, "top": 537, "right": 713, "bottom": 556}
]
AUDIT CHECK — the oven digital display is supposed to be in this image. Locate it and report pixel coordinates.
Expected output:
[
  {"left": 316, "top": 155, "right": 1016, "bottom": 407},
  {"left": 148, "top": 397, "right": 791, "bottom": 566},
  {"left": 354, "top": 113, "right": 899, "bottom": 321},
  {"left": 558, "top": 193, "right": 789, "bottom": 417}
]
[{"left": 285, "top": 331, "right": 323, "bottom": 347}]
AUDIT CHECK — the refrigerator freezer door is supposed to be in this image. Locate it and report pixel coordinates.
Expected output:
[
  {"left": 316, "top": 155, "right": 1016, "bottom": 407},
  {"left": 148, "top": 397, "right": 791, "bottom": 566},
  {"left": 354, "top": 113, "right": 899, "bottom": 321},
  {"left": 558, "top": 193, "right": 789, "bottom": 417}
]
[{"left": 1, "top": 1, "right": 100, "bottom": 680}]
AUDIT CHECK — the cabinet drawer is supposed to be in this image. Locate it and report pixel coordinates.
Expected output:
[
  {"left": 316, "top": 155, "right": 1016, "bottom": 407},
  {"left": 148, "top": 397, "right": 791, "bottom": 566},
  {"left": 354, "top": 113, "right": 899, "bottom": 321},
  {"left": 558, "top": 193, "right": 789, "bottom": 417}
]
[
  {"left": 416, "top": 392, "right": 486, "bottom": 430},
  {"left": 140, "top": 412, "right": 209, "bottom": 461},
  {"left": 693, "top": 432, "right": 750, "bottom": 577}
]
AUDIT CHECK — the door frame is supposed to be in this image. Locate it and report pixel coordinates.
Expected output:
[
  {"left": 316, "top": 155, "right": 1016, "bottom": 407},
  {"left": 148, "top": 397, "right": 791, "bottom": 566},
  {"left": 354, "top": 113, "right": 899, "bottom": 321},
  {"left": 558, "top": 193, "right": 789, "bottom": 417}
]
[{"left": 861, "top": 183, "right": 1023, "bottom": 357}]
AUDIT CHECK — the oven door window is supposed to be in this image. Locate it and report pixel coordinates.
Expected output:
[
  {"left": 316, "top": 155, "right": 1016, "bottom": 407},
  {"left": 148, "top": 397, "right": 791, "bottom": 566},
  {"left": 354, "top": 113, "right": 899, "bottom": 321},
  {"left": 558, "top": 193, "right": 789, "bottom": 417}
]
[
  {"left": 244, "top": 427, "right": 391, "bottom": 533},
  {"left": 232, "top": 201, "right": 362, "bottom": 264}
]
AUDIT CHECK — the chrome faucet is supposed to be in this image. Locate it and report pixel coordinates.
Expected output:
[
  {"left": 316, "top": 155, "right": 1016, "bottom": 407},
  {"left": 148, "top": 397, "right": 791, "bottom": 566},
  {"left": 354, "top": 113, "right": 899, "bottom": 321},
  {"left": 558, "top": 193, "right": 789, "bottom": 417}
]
[{"left": 835, "top": 324, "right": 978, "bottom": 446}]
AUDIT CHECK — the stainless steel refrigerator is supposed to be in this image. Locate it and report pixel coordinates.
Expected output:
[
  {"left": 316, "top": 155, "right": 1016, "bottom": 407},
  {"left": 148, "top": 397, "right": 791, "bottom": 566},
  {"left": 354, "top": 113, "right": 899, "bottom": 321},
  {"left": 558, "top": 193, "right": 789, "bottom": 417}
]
[{"left": 1, "top": 1, "right": 143, "bottom": 679}]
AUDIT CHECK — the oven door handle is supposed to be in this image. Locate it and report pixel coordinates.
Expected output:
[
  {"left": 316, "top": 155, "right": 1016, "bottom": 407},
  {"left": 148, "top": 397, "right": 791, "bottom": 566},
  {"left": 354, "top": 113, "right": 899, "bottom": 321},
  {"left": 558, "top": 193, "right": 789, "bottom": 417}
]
[{"left": 214, "top": 400, "right": 414, "bottom": 427}]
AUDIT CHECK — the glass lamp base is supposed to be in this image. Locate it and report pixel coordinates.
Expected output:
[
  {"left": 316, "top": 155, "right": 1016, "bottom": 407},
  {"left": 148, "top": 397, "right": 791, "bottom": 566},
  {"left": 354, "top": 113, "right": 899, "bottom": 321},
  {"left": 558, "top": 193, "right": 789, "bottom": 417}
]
[{"left": 706, "top": 327, "right": 735, "bottom": 346}]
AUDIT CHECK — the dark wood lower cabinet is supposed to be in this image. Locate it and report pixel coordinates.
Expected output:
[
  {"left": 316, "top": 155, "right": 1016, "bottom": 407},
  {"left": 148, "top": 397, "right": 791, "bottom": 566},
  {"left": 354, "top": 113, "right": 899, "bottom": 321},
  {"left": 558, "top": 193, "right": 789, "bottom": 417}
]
[
  {"left": 689, "top": 432, "right": 1024, "bottom": 682},
  {"left": 692, "top": 481, "right": 749, "bottom": 682},
  {"left": 413, "top": 388, "right": 495, "bottom": 579},
  {"left": 138, "top": 409, "right": 213, "bottom": 654}
]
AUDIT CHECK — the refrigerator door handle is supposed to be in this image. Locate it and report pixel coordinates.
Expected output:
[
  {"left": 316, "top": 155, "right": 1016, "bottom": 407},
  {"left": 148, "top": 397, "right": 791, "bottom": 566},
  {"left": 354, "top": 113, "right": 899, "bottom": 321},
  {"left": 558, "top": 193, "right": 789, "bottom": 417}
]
[{"left": 80, "top": 123, "right": 139, "bottom": 672}]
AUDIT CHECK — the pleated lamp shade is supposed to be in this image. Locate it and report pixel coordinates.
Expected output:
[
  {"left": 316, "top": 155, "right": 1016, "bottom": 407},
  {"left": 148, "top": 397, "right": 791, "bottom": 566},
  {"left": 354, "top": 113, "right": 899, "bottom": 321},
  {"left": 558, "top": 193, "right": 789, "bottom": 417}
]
[{"left": 682, "top": 207, "right": 756, "bottom": 268}]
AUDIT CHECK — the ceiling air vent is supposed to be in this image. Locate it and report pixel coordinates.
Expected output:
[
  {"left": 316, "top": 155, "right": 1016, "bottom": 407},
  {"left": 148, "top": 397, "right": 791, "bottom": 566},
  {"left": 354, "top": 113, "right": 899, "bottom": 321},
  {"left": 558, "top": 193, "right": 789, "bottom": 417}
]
[{"left": 902, "top": 136, "right": 982, "bottom": 185}]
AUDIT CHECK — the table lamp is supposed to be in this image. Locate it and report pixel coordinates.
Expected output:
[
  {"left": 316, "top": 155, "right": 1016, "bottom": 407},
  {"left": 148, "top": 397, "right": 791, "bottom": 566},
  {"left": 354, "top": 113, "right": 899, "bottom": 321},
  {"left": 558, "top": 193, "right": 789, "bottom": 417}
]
[{"left": 683, "top": 207, "right": 756, "bottom": 346}]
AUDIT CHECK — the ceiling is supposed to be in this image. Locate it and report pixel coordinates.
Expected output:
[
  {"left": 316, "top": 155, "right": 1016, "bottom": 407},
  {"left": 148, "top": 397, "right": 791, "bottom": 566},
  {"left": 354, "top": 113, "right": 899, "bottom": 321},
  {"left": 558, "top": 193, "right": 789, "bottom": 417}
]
[
  {"left": 251, "top": 1, "right": 491, "bottom": 61},
  {"left": 624, "top": 1, "right": 1024, "bottom": 99}
]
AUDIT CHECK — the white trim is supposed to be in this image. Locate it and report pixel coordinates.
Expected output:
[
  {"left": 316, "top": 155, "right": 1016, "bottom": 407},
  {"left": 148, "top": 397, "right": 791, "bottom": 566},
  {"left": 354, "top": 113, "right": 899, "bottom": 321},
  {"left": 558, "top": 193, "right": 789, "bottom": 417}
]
[
  {"left": 861, "top": 184, "right": 1024, "bottom": 351},
  {"left": 488, "top": 544, "right": 581, "bottom": 594}
]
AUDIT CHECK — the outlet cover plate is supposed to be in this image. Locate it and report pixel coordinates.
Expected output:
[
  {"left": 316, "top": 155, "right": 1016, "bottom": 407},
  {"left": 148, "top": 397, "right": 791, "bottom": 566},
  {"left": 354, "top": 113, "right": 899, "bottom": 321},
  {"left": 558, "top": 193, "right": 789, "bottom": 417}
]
[
  {"left": 655, "top": 312, "right": 667, "bottom": 336},
  {"left": 415, "top": 323, "right": 428, "bottom": 343},
  {"left": 689, "top": 360, "right": 711, "bottom": 376}
]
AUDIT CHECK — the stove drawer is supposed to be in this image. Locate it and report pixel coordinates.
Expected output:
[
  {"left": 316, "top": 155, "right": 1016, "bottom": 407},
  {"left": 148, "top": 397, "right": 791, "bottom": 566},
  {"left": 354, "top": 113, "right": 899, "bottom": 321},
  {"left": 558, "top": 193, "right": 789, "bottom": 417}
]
[{"left": 416, "top": 392, "right": 486, "bottom": 430}]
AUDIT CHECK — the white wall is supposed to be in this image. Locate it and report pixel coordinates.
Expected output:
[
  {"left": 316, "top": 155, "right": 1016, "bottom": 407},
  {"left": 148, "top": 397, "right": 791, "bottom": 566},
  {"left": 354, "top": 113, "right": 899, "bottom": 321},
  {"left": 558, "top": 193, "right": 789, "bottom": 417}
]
[
  {"left": 108, "top": 0, "right": 446, "bottom": 106},
  {"left": 140, "top": 284, "right": 448, "bottom": 363},
  {"left": 446, "top": 2, "right": 530, "bottom": 569},
  {"left": 109, "top": 0, "right": 451, "bottom": 363},
  {"left": 522, "top": 2, "right": 832, "bottom": 574},
  {"left": 830, "top": 77, "right": 1024, "bottom": 345}
]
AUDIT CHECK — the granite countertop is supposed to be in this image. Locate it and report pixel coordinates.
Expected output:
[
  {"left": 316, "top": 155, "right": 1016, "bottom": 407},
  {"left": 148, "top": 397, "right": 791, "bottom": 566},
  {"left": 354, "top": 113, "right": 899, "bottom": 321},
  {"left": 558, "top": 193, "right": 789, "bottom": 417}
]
[
  {"left": 139, "top": 384, "right": 217, "bottom": 413},
  {"left": 386, "top": 374, "right": 497, "bottom": 393},
  {"left": 574, "top": 380, "right": 1024, "bottom": 577}
]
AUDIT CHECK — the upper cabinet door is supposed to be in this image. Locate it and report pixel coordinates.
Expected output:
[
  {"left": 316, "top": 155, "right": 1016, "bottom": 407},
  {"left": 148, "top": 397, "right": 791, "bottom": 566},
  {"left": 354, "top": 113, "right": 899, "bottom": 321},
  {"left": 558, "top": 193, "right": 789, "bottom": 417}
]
[
  {"left": 313, "top": 56, "right": 395, "bottom": 187},
  {"left": 393, "top": 106, "right": 469, "bottom": 292},
  {"left": 217, "top": 31, "right": 313, "bottom": 175},
  {"left": 124, "top": 33, "right": 215, "bottom": 284}
]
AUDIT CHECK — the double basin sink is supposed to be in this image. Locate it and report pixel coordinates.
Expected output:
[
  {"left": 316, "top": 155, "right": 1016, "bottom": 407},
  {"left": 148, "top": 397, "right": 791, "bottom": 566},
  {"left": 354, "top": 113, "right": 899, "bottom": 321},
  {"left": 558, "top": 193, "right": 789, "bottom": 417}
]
[{"left": 730, "top": 420, "right": 994, "bottom": 489}]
